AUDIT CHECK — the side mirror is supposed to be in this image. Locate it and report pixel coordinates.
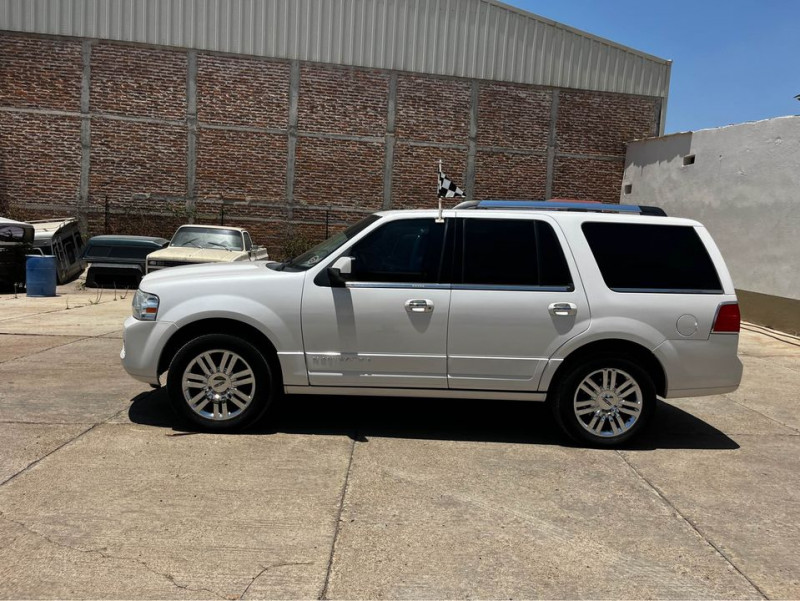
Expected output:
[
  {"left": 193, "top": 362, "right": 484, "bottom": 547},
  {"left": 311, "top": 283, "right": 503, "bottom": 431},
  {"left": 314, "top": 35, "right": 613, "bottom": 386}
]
[{"left": 327, "top": 256, "right": 353, "bottom": 288}]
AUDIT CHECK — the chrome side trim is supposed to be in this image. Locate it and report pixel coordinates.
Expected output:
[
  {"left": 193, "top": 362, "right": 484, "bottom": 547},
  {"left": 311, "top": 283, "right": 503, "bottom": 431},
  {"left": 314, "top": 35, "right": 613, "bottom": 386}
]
[
  {"left": 452, "top": 284, "right": 574, "bottom": 292},
  {"left": 449, "top": 354, "right": 547, "bottom": 361},
  {"left": 345, "top": 282, "right": 451, "bottom": 290},
  {"left": 307, "top": 352, "right": 446, "bottom": 358},
  {"left": 344, "top": 282, "right": 573, "bottom": 292},
  {"left": 610, "top": 288, "right": 724, "bottom": 294},
  {"left": 284, "top": 385, "right": 547, "bottom": 402}
]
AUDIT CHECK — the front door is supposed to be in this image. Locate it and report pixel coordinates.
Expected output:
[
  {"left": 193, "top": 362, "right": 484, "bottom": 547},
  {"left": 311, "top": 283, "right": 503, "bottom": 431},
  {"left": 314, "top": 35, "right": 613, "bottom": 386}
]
[
  {"left": 447, "top": 216, "right": 590, "bottom": 391},
  {"left": 301, "top": 217, "right": 451, "bottom": 388}
]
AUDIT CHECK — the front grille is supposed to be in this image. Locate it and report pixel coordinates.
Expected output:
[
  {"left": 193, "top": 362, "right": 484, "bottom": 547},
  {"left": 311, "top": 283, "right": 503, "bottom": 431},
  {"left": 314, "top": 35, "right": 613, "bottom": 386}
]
[{"left": 156, "top": 260, "right": 194, "bottom": 268}]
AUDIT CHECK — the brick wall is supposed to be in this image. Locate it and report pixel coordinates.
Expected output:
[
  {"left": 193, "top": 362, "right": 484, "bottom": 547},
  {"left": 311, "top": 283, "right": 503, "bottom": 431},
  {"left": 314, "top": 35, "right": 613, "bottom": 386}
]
[
  {"left": 0, "top": 112, "right": 81, "bottom": 213},
  {"left": 91, "top": 120, "right": 187, "bottom": 208},
  {"left": 298, "top": 65, "right": 387, "bottom": 137},
  {"left": 92, "top": 43, "right": 186, "bottom": 119},
  {"left": 553, "top": 158, "right": 625, "bottom": 203},
  {"left": 295, "top": 137, "right": 384, "bottom": 210},
  {"left": 294, "top": 64, "right": 388, "bottom": 224},
  {"left": 556, "top": 90, "right": 658, "bottom": 156},
  {"left": 474, "top": 152, "right": 547, "bottom": 200},
  {"left": 0, "top": 36, "right": 81, "bottom": 111},
  {"left": 0, "top": 31, "right": 661, "bottom": 254},
  {"left": 396, "top": 75, "right": 471, "bottom": 143},
  {"left": 473, "top": 82, "right": 552, "bottom": 200},
  {"left": 197, "top": 54, "right": 289, "bottom": 128},
  {"left": 477, "top": 82, "right": 551, "bottom": 150},
  {"left": 196, "top": 128, "right": 286, "bottom": 201}
]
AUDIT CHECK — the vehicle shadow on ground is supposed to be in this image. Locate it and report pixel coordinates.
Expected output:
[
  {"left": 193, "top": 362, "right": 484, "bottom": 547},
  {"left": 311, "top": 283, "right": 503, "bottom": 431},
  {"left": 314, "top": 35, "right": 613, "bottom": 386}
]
[{"left": 128, "top": 390, "right": 739, "bottom": 451}]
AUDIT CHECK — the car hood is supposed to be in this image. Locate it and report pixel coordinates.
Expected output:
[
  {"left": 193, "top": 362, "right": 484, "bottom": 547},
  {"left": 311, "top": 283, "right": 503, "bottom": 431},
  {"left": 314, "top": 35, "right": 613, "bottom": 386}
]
[
  {"left": 138, "top": 260, "right": 302, "bottom": 325},
  {"left": 148, "top": 247, "right": 246, "bottom": 262},
  {"left": 141, "top": 260, "right": 281, "bottom": 286}
]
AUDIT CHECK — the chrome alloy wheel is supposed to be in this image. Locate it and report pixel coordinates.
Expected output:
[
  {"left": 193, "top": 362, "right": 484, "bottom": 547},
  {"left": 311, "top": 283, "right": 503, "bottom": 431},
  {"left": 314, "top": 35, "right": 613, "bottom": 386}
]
[
  {"left": 181, "top": 349, "right": 256, "bottom": 421},
  {"left": 573, "top": 368, "right": 643, "bottom": 438}
]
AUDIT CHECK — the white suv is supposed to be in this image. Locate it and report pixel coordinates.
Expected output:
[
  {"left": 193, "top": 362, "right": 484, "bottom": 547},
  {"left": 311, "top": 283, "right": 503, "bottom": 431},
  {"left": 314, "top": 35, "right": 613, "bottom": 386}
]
[{"left": 121, "top": 201, "right": 742, "bottom": 446}]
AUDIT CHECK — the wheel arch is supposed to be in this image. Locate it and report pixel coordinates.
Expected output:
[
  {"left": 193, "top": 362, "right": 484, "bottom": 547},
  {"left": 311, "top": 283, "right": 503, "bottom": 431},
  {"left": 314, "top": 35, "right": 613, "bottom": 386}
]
[
  {"left": 545, "top": 339, "right": 667, "bottom": 399},
  {"left": 158, "top": 318, "right": 281, "bottom": 383}
]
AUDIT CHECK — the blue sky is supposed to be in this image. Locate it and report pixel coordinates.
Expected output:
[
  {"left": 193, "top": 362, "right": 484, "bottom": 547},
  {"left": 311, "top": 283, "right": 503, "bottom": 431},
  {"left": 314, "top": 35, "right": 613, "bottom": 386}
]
[{"left": 512, "top": 0, "right": 800, "bottom": 133}]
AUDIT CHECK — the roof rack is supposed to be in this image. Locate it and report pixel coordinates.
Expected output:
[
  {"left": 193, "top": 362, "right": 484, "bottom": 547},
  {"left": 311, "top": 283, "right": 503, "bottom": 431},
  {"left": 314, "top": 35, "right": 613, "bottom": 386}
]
[{"left": 453, "top": 200, "right": 667, "bottom": 216}]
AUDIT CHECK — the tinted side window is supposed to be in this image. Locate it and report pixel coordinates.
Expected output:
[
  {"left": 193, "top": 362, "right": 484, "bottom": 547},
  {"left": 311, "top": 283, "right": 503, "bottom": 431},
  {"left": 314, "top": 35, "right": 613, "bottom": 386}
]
[
  {"left": 349, "top": 219, "right": 445, "bottom": 283},
  {"left": 582, "top": 222, "right": 723, "bottom": 293},
  {"left": 243, "top": 232, "right": 253, "bottom": 251},
  {"left": 461, "top": 219, "right": 572, "bottom": 288}
]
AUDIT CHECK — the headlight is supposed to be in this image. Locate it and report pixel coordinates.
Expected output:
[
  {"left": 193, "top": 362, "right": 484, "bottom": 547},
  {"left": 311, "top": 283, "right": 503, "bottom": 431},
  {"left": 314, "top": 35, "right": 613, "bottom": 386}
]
[{"left": 132, "top": 289, "right": 159, "bottom": 321}]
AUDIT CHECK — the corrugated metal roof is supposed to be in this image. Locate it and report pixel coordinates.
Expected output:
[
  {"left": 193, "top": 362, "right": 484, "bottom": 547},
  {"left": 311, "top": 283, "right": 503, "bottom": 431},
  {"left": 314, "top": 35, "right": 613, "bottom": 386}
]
[{"left": 0, "top": 0, "right": 670, "bottom": 98}]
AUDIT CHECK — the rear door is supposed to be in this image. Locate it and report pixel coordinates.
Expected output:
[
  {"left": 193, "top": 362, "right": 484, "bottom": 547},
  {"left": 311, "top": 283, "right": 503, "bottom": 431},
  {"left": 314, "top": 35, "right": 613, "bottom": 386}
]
[{"left": 447, "top": 215, "right": 590, "bottom": 391}]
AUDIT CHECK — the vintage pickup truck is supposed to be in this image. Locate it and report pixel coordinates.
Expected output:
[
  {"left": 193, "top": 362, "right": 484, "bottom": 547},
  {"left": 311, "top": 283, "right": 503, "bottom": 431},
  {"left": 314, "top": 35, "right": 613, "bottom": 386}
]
[{"left": 146, "top": 224, "right": 269, "bottom": 273}]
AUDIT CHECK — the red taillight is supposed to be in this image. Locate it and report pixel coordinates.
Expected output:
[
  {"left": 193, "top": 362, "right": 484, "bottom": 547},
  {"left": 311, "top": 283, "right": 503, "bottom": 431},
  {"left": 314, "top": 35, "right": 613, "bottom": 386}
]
[{"left": 712, "top": 303, "right": 741, "bottom": 333}]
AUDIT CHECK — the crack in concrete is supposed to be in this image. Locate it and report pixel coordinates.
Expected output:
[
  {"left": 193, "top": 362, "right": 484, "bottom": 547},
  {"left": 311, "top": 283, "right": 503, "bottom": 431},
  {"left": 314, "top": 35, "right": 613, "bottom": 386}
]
[
  {"left": 0, "top": 334, "right": 91, "bottom": 364},
  {"left": 0, "top": 420, "right": 98, "bottom": 425},
  {"left": 0, "top": 422, "right": 100, "bottom": 488},
  {"left": 743, "top": 353, "right": 800, "bottom": 377},
  {"left": 239, "top": 562, "right": 313, "bottom": 599},
  {"left": 0, "top": 297, "right": 123, "bottom": 324},
  {"left": 0, "top": 307, "right": 81, "bottom": 323},
  {"left": 361, "top": 457, "right": 741, "bottom": 598},
  {"left": 616, "top": 450, "right": 770, "bottom": 600},
  {"left": 318, "top": 433, "right": 358, "bottom": 600},
  {"left": 0, "top": 406, "right": 132, "bottom": 488},
  {"left": 722, "top": 393, "right": 800, "bottom": 435},
  {"left": 0, "top": 511, "right": 228, "bottom": 600}
]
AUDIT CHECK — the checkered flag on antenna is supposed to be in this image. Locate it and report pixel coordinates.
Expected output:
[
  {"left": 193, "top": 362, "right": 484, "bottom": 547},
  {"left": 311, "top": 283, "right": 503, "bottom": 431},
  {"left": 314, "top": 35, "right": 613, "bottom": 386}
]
[{"left": 437, "top": 161, "right": 464, "bottom": 198}]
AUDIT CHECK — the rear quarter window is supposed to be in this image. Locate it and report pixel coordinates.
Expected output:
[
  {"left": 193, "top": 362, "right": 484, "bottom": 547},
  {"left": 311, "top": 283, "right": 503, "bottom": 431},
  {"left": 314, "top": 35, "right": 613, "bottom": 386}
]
[{"left": 582, "top": 222, "right": 723, "bottom": 293}]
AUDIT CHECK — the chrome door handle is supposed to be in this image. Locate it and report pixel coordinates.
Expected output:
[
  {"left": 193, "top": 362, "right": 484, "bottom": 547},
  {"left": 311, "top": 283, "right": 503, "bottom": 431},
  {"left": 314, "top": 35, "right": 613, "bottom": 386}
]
[
  {"left": 548, "top": 302, "right": 577, "bottom": 316},
  {"left": 405, "top": 299, "right": 434, "bottom": 313}
]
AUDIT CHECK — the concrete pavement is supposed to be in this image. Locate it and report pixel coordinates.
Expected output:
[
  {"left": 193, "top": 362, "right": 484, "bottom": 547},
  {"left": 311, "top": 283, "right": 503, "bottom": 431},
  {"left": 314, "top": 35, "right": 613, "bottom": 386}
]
[{"left": 0, "top": 283, "right": 798, "bottom": 599}]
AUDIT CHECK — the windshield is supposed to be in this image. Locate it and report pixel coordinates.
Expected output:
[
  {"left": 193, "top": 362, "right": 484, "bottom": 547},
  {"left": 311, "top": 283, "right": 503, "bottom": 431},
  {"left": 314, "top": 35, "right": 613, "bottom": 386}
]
[
  {"left": 281, "top": 215, "right": 381, "bottom": 271},
  {"left": 170, "top": 227, "right": 244, "bottom": 251}
]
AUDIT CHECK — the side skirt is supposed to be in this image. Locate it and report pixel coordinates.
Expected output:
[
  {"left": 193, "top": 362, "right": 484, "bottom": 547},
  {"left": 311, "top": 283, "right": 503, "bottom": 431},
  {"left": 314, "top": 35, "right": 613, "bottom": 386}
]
[{"left": 284, "top": 385, "right": 547, "bottom": 402}]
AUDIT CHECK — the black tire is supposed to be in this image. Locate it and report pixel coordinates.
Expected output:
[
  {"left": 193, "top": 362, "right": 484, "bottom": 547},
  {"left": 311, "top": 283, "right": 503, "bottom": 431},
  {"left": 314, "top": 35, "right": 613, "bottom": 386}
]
[
  {"left": 166, "top": 333, "right": 276, "bottom": 431},
  {"left": 552, "top": 355, "right": 655, "bottom": 447}
]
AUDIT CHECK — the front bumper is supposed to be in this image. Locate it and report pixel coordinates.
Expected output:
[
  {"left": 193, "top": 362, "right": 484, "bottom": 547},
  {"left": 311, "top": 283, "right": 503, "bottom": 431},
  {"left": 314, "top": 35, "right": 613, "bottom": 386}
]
[{"left": 121, "top": 316, "right": 178, "bottom": 385}]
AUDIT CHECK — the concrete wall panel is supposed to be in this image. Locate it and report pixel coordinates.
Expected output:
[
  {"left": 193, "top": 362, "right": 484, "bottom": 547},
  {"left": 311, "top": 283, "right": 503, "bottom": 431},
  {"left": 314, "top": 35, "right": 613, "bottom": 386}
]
[{"left": 623, "top": 116, "right": 800, "bottom": 306}]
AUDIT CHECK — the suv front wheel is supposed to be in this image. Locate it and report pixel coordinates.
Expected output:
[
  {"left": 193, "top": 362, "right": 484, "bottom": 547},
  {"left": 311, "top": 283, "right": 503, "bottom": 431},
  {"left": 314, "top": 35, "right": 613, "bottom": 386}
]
[
  {"left": 553, "top": 356, "right": 655, "bottom": 447},
  {"left": 167, "top": 334, "right": 275, "bottom": 431}
]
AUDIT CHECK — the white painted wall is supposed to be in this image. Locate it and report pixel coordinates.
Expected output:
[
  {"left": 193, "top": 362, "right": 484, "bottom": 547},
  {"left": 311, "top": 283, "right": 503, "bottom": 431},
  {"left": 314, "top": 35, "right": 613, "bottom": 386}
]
[{"left": 622, "top": 115, "right": 800, "bottom": 301}]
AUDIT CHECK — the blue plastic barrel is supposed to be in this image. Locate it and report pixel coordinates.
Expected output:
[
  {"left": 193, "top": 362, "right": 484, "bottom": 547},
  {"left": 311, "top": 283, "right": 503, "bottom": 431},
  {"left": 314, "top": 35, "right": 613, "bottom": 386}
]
[{"left": 26, "top": 255, "right": 58, "bottom": 297}]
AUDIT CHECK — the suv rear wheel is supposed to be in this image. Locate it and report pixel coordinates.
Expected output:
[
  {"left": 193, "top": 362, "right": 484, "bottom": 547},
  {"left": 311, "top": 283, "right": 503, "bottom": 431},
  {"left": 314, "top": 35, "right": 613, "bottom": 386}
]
[
  {"left": 166, "top": 334, "right": 275, "bottom": 431},
  {"left": 553, "top": 356, "right": 655, "bottom": 447}
]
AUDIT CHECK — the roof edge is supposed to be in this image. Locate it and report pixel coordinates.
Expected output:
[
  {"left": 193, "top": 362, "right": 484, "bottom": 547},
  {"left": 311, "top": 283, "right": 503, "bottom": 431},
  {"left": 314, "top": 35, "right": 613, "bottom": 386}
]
[{"left": 489, "top": 0, "right": 671, "bottom": 66}]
